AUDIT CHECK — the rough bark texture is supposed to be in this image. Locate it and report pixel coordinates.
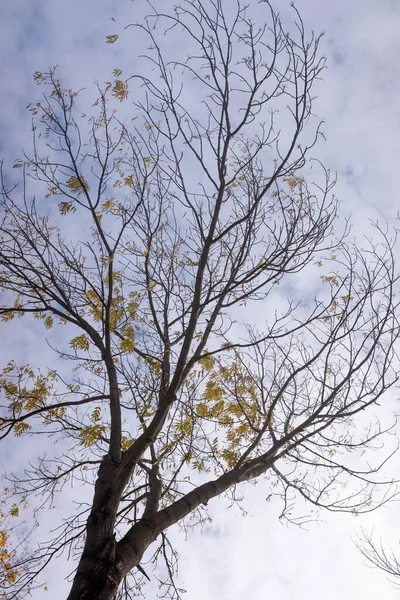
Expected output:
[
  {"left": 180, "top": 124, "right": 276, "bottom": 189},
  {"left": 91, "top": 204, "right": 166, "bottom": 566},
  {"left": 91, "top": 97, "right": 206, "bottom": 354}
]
[{"left": 66, "top": 456, "right": 123, "bottom": 600}]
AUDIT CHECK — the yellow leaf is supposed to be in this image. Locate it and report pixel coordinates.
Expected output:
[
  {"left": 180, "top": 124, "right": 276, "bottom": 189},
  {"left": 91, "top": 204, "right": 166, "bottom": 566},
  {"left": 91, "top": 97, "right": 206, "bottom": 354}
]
[
  {"left": 45, "top": 186, "right": 58, "bottom": 199},
  {"left": 120, "top": 338, "right": 135, "bottom": 354},
  {"left": 121, "top": 436, "right": 134, "bottom": 451},
  {"left": 198, "top": 354, "right": 214, "bottom": 372},
  {"left": 79, "top": 423, "right": 106, "bottom": 447},
  {"left": 101, "top": 199, "right": 113, "bottom": 212},
  {"left": 112, "top": 79, "right": 128, "bottom": 102},
  {"left": 58, "top": 202, "right": 76, "bottom": 215},
  {"left": 65, "top": 176, "right": 88, "bottom": 195},
  {"left": 33, "top": 71, "right": 43, "bottom": 83},
  {"left": 14, "top": 422, "right": 32, "bottom": 436},
  {"left": 196, "top": 403, "right": 209, "bottom": 417},
  {"left": 91, "top": 407, "right": 101, "bottom": 422},
  {"left": 44, "top": 316, "right": 54, "bottom": 330},
  {"left": 7, "top": 569, "right": 18, "bottom": 583},
  {"left": 0, "top": 548, "right": 10, "bottom": 561},
  {"left": 70, "top": 334, "right": 90, "bottom": 352},
  {"left": 106, "top": 34, "right": 119, "bottom": 44},
  {"left": 13, "top": 161, "right": 23, "bottom": 169}
]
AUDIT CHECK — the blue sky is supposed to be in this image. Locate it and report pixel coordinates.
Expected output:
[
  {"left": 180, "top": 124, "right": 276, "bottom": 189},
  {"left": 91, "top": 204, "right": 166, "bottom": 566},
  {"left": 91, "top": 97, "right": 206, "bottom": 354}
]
[{"left": 1, "top": 0, "right": 400, "bottom": 598}]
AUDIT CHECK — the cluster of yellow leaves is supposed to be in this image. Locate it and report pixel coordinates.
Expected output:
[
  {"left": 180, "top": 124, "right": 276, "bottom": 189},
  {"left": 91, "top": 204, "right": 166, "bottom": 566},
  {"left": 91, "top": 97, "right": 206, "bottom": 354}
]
[
  {"left": 58, "top": 201, "right": 76, "bottom": 216},
  {"left": 121, "top": 435, "right": 134, "bottom": 451},
  {"left": 80, "top": 280, "right": 140, "bottom": 348},
  {"left": 42, "top": 405, "right": 66, "bottom": 423},
  {"left": 321, "top": 275, "right": 339, "bottom": 287},
  {"left": 78, "top": 405, "right": 108, "bottom": 447},
  {"left": 119, "top": 326, "right": 135, "bottom": 354},
  {"left": 101, "top": 198, "right": 122, "bottom": 214},
  {"left": 197, "top": 354, "right": 215, "bottom": 373},
  {"left": 13, "top": 422, "right": 32, "bottom": 436},
  {"left": 79, "top": 423, "right": 107, "bottom": 447},
  {"left": 176, "top": 359, "right": 266, "bottom": 470},
  {"left": 84, "top": 290, "right": 103, "bottom": 323},
  {"left": 70, "top": 334, "right": 90, "bottom": 352},
  {"left": 282, "top": 176, "right": 300, "bottom": 192},
  {"left": 0, "top": 362, "right": 55, "bottom": 417},
  {"left": 0, "top": 299, "right": 24, "bottom": 322},
  {"left": 112, "top": 80, "right": 128, "bottom": 102},
  {"left": 0, "top": 505, "right": 20, "bottom": 586},
  {"left": 66, "top": 175, "right": 89, "bottom": 195}
]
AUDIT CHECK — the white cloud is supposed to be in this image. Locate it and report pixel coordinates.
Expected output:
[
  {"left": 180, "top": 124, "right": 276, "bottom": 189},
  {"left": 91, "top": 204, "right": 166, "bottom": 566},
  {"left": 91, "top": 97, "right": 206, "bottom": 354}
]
[{"left": 0, "top": 0, "right": 399, "bottom": 598}]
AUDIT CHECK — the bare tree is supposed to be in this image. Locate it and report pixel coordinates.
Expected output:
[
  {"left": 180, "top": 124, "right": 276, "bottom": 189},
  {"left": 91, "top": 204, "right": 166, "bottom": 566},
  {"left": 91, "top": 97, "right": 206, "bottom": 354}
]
[
  {"left": 358, "top": 531, "right": 400, "bottom": 588},
  {"left": 0, "top": 1, "right": 398, "bottom": 599}
]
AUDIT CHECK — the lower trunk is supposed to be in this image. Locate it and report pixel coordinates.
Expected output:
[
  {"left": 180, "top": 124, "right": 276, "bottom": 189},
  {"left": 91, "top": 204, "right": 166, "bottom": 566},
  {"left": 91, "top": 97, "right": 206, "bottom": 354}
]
[
  {"left": 66, "top": 554, "right": 121, "bottom": 600},
  {"left": 67, "top": 455, "right": 126, "bottom": 600}
]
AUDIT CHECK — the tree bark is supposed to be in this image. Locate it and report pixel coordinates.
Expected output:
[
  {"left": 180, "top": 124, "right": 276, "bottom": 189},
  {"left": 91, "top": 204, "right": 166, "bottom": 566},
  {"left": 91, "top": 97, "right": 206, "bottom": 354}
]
[{"left": 66, "top": 455, "right": 124, "bottom": 600}]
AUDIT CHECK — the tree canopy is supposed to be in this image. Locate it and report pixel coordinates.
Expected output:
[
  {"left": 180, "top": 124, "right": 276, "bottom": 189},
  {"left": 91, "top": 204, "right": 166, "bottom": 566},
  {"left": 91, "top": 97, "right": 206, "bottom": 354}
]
[{"left": 0, "top": 1, "right": 399, "bottom": 598}]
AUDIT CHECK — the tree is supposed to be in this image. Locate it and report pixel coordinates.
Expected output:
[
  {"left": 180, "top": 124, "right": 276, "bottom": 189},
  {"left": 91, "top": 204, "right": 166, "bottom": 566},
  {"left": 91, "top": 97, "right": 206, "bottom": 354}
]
[
  {"left": 357, "top": 531, "right": 400, "bottom": 587},
  {"left": 0, "top": 1, "right": 398, "bottom": 598}
]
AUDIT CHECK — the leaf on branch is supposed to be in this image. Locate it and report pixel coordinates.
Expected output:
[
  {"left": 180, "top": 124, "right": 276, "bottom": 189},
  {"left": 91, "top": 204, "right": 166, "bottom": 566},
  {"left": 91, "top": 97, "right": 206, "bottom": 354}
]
[
  {"left": 112, "top": 79, "right": 128, "bottom": 102},
  {"left": 121, "top": 436, "right": 134, "bottom": 451},
  {"left": 70, "top": 334, "right": 90, "bottom": 352},
  {"left": 283, "top": 176, "right": 301, "bottom": 191},
  {"left": 196, "top": 403, "right": 209, "bottom": 417},
  {"left": 45, "top": 187, "right": 58, "bottom": 199},
  {"left": 147, "top": 281, "right": 158, "bottom": 292},
  {"left": 66, "top": 175, "right": 89, "bottom": 195},
  {"left": 101, "top": 198, "right": 116, "bottom": 212},
  {"left": 44, "top": 316, "right": 54, "bottom": 330},
  {"left": 13, "top": 422, "right": 32, "bottom": 436},
  {"left": 221, "top": 448, "right": 239, "bottom": 469},
  {"left": 1, "top": 311, "right": 15, "bottom": 322},
  {"left": 321, "top": 275, "right": 339, "bottom": 286},
  {"left": 198, "top": 354, "right": 215, "bottom": 372},
  {"left": 91, "top": 407, "right": 101, "bottom": 422},
  {"left": 12, "top": 161, "right": 23, "bottom": 169},
  {"left": 79, "top": 424, "right": 106, "bottom": 447},
  {"left": 120, "top": 337, "right": 135, "bottom": 354},
  {"left": 143, "top": 156, "right": 155, "bottom": 168},
  {"left": 33, "top": 71, "right": 44, "bottom": 83},
  {"left": 58, "top": 202, "right": 76, "bottom": 215}
]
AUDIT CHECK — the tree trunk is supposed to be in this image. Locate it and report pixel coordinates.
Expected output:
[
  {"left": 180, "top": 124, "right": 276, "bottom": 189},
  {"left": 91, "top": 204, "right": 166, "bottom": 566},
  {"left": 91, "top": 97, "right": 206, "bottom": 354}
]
[{"left": 66, "top": 455, "right": 125, "bottom": 600}]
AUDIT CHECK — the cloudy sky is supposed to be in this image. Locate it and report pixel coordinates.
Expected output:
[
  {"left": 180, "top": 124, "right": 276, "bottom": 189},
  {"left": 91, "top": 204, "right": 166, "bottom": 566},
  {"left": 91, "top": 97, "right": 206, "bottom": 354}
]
[{"left": 1, "top": 0, "right": 400, "bottom": 598}]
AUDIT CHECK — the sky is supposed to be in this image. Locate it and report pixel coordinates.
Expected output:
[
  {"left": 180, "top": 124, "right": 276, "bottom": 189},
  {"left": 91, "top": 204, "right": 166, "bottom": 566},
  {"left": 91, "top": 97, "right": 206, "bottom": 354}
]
[{"left": 1, "top": 0, "right": 400, "bottom": 598}]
